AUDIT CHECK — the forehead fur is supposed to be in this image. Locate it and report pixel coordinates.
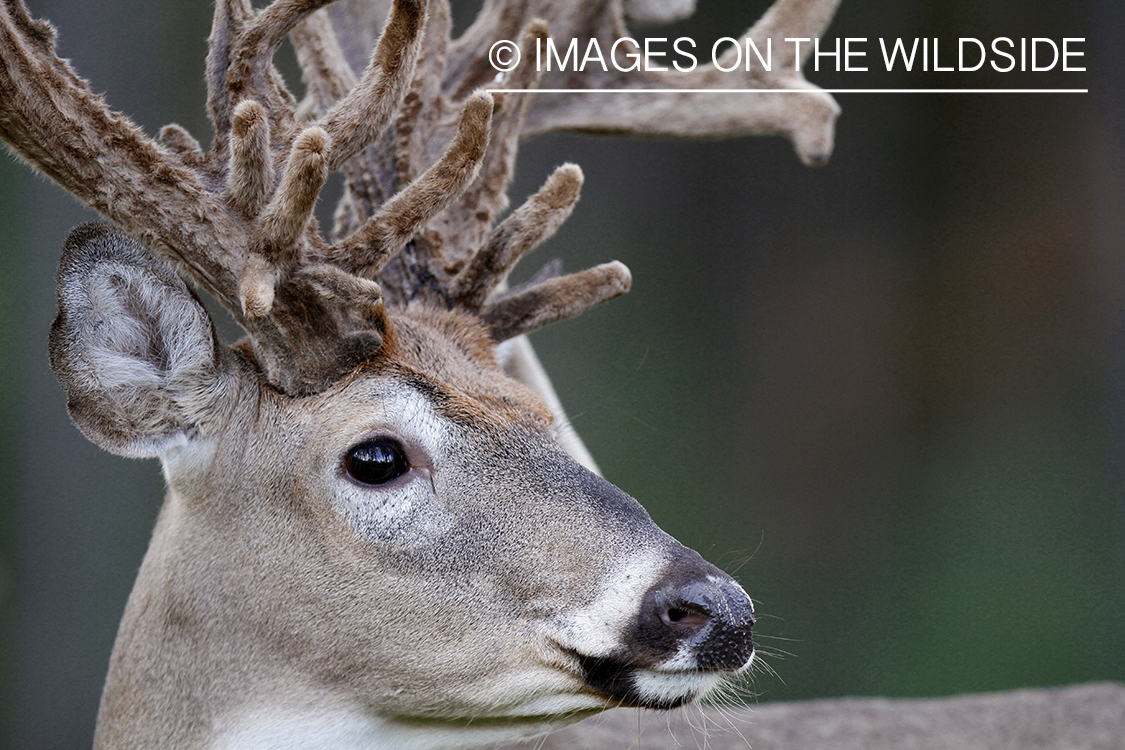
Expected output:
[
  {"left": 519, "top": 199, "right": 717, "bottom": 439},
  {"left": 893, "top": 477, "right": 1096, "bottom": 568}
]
[{"left": 346, "top": 306, "right": 555, "bottom": 431}]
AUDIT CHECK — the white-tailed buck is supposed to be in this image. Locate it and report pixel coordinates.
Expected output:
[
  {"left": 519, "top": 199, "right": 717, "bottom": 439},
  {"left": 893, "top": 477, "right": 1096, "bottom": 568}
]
[
  {"left": 4, "top": 0, "right": 1122, "bottom": 749},
  {"left": 1, "top": 0, "right": 837, "bottom": 746}
]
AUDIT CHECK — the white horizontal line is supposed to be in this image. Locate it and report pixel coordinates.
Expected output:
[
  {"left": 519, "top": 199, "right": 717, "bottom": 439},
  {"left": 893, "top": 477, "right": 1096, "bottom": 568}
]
[{"left": 485, "top": 88, "right": 1088, "bottom": 94}]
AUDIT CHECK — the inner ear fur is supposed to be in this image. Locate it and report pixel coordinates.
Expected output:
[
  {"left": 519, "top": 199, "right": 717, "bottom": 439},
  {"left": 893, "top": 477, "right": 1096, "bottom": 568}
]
[{"left": 49, "top": 223, "right": 235, "bottom": 457}]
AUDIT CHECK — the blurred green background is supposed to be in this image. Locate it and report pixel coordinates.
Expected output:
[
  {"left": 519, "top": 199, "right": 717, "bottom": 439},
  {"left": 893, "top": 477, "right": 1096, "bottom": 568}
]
[{"left": 1, "top": 0, "right": 1122, "bottom": 746}]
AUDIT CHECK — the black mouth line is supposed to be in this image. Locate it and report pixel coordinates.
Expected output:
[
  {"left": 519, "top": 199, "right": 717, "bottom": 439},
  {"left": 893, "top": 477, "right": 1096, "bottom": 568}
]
[{"left": 565, "top": 650, "right": 704, "bottom": 710}]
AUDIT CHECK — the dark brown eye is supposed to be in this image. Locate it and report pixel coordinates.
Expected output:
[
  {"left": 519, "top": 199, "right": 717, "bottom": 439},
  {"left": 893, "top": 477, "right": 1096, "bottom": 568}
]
[{"left": 345, "top": 438, "right": 410, "bottom": 486}]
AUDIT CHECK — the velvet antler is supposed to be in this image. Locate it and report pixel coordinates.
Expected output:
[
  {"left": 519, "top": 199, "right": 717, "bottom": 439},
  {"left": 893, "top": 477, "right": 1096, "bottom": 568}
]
[{"left": 0, "top": 0, "right": 841, "bottom": 395}]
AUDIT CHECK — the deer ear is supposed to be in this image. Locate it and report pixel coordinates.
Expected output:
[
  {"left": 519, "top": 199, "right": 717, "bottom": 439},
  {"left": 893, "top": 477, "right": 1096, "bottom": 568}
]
[{"left": 49, "top": 223, "right": 232, "bottom": 458}]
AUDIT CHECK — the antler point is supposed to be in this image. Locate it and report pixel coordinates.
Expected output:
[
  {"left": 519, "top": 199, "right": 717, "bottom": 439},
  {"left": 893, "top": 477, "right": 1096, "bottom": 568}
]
[{"left": 231, "top": 99, "right": 265, "bottom": 134}]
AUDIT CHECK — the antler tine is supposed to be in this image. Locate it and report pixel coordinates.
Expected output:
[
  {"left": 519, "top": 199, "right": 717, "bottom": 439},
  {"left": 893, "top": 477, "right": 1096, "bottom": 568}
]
[
  {"left": 234, "top": 120, "right": 332, "bottom": 320},
  {"left": 751, "top": 0, "right": 842, "bottom": 69},
  {"left": 329, "top": 92, "right": 493, "bottom": 279},
  {"left": 319, "top": 0, "right": 426, "bottom": 170},
  {"left": 434, "top": 20, "right": 547, "bottom": 257},
  {"left": 160, "top": 123, "right": 206, "bottom": 162},
  {"left": 207, "top": 0, "right": 254, "bottom": 139},
  {"left": 227, "top": 100, "right": 274, "bottom": 216},
  {"left": 230, "top": 0, "right": 336, "bottom": 107},
  {"left": 451, "top": 163, "right": 583, "bottom": 311},
  {"left": 247, "top": 0, "right": 338, "bottom": 63},
  {"left": 620, "top": 0, "right": 696, "bottom": 26},
  {"left": 450, "top": 0, "right": 841, "bottom": 166},
  {"left": 257, "top": 127, "right": 330, "bottom": 257},
  {"left": 381, "top": 0, "right": 454, "bottom": 201},
  {"left": 209, "top": 0, "right": 335, "bottom": 156},
  {"left": 291, "top": 10, "right": 358, "bottom": 115},
  {"left": 482, "top": 262, "right": 633, "bottom": 343}
]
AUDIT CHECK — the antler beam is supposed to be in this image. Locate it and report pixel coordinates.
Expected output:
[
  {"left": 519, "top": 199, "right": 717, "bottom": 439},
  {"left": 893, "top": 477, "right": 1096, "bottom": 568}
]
[
  {"left": 450, "top": 0, "right": 842, "bottom": 165},
  {"left": 1, "top": 0, "right": 842, "bottom": 395}
]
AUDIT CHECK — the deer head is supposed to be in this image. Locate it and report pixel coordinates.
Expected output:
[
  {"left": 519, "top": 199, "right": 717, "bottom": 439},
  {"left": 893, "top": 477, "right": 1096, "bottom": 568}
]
[{"left": 1, "top": 0, "right": 840, "bottom": 747}]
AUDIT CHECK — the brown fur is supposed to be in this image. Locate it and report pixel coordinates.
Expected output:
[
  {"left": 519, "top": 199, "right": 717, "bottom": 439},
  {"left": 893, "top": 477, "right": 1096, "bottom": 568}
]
[
  {"left": 48, "top": 236, "right": 703, "bottom": 745},
  {"left": 0, "top": 0, "right": 863, "bottom": 747}
]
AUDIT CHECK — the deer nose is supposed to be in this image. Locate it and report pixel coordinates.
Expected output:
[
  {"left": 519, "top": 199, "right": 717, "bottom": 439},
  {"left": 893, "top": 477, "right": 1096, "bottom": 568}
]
[{"left": 647, "top": 576, "right": 755, "bottom": 671}]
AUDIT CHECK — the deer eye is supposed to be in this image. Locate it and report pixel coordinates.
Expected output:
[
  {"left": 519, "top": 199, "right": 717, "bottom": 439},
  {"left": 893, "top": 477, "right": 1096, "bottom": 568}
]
[{"left": 345, "top": 438, "right": 410, "bottom": 486}]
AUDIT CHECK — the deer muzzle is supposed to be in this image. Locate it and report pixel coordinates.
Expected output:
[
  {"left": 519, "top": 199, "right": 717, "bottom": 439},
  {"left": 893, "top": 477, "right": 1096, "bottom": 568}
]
[{"left": 567, "top": 550, "right": 755, "bottom": 710}]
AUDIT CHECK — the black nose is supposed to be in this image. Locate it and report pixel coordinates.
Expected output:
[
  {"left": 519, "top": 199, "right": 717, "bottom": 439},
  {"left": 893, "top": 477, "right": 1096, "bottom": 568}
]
[
  {"left": 570, "top": 551, "right": 757, "bottom": 710},
  {"left": 644, "top": 573, "right": 756, "bottom": 671}
]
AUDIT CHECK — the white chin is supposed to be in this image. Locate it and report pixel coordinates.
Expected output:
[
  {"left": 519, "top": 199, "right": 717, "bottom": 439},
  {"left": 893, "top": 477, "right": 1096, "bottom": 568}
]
[{"left": 630, "top": 669, "right": 726, "bottom": 707}]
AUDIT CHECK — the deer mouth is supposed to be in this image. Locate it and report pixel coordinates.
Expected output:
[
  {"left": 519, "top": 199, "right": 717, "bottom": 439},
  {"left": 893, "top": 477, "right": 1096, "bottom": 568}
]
[
  {"left": 570, "top": 651, "right": 740, "bottom": 709},
  {"left": 563, "top": 574, "right": 757, "bottom": 709},
  {"left": 548, "top": 549, "right": 757, "bottom": 709}
]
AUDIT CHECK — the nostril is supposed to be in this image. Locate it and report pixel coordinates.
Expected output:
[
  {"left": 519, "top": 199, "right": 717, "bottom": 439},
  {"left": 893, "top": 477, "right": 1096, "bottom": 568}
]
[
  {"left": 660, "top": 604, "right": 710, "bottom": 632},
  {"left": 636, "top": 567, "right": 755, "bottom": 674}
]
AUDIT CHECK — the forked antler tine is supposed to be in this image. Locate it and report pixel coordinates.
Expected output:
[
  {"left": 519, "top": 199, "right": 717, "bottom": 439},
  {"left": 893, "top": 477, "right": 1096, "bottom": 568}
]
[
  {"left": 750, "top": 0, "right": 842, "bottom": 69},
  {"left": 330, "top": 92, "right": 494, "bottom": 277},
  {"left": 451, "top": 163, "right": 582, "bottom": 310},
  {"left": 211, "top": 0, "right": 334, "bottom": 146},
  {"left": 237, "top": 125, "right": 330, "bottom": 320},
  {"left": 227, "top": 100, "right": 274, "bottom": 215},
  {"left": 318, "top": 0, "right": 427, "bottom": 170},
  {"left": 482, "top": 262, "right": 632, "bottom": 342}
]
